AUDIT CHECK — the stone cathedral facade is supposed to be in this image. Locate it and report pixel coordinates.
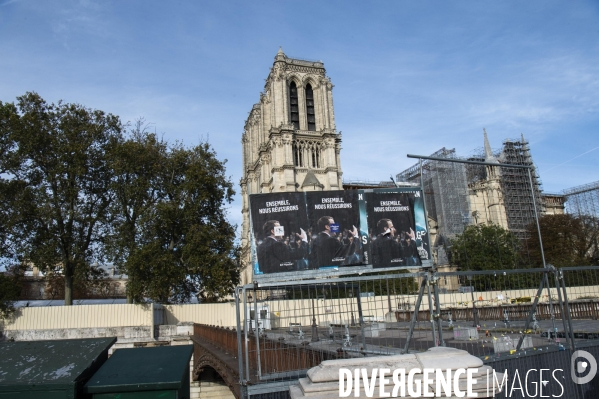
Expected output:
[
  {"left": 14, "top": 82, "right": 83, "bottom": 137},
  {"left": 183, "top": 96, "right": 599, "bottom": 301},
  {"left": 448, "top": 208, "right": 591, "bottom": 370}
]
[{"left": 240, "top": 49, "right": 343, "bottom": 283}]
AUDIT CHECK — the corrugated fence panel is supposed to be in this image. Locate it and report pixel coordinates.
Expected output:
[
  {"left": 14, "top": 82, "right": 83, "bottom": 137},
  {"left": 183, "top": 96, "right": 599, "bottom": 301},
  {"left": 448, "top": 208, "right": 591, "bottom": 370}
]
[
  {"left": 164, "top": 303, "right": 238, "bottom": 326},
  {"left": 2, "top": 284, "right": 598, "bottom": 332},
  {"left": 2, "top": 304, "right": 150, "bottom": 331}
]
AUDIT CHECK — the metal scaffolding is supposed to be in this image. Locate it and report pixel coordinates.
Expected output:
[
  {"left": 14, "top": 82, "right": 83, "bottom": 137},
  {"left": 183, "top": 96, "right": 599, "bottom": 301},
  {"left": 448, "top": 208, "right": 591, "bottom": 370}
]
[
  {"left": 396, "top": 148, "right": 470, "bottom": 239},
  {"left": 563, "top": 180, "right": 599, "bottom": 219},
  {"left": 396, "top": 136, "right": 543, "bottom": 241},
  {"left": 498, "top": 137, "right": 543, "bottom": 239}
]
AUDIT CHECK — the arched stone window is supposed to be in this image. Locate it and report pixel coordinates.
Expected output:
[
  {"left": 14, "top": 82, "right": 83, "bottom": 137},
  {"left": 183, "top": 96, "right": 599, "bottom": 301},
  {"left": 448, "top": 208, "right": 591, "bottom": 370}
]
[
  {"left": 305, "top": 83, "right": 316, "bottom": 131},
  {"left": 289, "top": 82, "right": 300, "bottom": 130},
  {"left": 293, "top": 142, "right": 303, "bottom": 167},
  {"left": 311, "top": 146, "right": 320, "bottom": 168},
  {"left": 293, "top": 139, "right": 322, "bottom": 168}
]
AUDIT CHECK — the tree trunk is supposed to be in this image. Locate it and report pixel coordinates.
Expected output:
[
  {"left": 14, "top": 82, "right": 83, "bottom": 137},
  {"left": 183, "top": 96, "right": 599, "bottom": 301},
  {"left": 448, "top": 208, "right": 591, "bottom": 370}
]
[
  {"left": 127, "top": 293, "right": 133, "bottom": 304},
  {"left": 64, "top": 271, "right": 73, "bottom": 306}
]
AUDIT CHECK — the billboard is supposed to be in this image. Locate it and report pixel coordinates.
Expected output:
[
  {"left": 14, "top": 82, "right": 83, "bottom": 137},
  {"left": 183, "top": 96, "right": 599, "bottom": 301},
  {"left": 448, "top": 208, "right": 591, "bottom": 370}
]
[{"left": 249, "top": 188, "right": 431, "bottom": 279}]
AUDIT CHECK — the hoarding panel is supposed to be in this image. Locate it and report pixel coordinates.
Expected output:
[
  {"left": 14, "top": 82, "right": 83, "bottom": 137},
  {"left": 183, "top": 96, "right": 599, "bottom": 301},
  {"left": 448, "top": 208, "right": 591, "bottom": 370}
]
[
  {"left": 248, "top": 188, "right": 431, "bottom": 281},
  {"left": 250, "top": 192, "right": 309, "bottom": 275},
  {"left": 366, "top": 190, "right": 422, "bottom": 268},
  {"left": 305, "top": 190, "right": 364, "bottom": 269}
]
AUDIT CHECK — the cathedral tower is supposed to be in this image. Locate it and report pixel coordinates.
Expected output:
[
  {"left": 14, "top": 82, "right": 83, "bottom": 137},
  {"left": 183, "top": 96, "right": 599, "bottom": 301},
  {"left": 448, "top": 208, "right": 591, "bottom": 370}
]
[{"left": 240, "top": 49, "right": 343, "bottom": 283}]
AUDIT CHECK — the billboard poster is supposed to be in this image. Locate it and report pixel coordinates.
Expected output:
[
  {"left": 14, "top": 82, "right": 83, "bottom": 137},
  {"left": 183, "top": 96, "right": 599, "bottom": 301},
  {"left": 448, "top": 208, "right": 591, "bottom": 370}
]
[
  {"left": 365, "top": 189, "right": 430, "bottom": 268},
  {"left": 249, "top": 192, "right": 309, "bottom": 275},
  {"left": 305, "top": 190, "right": 364, "bottom": 269},
  {"left": 248, "top": 188, "right": 431, "bottom": 279}
]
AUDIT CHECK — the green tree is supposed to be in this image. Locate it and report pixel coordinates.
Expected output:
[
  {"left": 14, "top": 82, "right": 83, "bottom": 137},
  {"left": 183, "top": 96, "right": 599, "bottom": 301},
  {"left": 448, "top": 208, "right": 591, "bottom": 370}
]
[
  {"left": 524, "top": 214, "right": 599, "bottom": 267},
  {"left": 449, "top": 223, "right": 531, "bottom": 290},
  {"left": 106, "top": 119, "right": 167, "bottom": 303},
  {"left": 123, "top": 142, "right": 240, "bottom": 303},
  {"left": 0, "top": 92, "right": 122, "bottom": 305},
  {"left": 0, "top": 267, "right": 22, "bottom": 319}
]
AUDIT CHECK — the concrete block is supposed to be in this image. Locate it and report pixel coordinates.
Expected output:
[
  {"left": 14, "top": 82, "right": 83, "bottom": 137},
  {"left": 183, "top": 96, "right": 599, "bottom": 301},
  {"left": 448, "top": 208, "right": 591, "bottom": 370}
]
[
  {"left": 453, "top": 327, "right": 479, "bottom": 340},
  {"left": 124, "top": 326, "right": 151, "bottom": 339},
  {"left": 493, "top": 336, "right": 533, "bottom": 353},
  {"left": 157, "top": 324, "right": 177, "bottom": 337},
  {"left": 177, "top": 322, "right": 194, "bottom": 336}
]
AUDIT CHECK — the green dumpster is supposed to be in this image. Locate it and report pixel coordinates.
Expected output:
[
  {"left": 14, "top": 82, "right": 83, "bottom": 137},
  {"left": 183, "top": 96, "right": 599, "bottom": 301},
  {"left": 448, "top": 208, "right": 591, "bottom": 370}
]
[
  {"left": 0, "top": 337, "right": 116, "bottom": 399},
  {"left": 84, "top": 345, "right": 193, "bottom": 399}
]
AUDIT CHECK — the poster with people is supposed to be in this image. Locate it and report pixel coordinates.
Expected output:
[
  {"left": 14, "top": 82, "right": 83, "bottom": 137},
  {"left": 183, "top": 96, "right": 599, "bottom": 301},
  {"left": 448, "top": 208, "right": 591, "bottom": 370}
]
[
  {"left": 248, "top": 188, "right": 431, "bottom": 279},
  {"left": 305, "top": 190, "right": 363, "bottom": 269},
  {"left": 364, "top": 189, "right": 430, "bottom": 268},
  {"left": 249, "top": 192, "right": 310, "bottom": 275}
]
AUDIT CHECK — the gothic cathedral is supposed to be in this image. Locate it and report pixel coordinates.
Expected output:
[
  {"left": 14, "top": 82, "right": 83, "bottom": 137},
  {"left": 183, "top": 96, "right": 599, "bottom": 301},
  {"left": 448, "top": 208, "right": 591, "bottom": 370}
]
[{"left": 240, "top": 49, "right": 344, "bottom": 283}]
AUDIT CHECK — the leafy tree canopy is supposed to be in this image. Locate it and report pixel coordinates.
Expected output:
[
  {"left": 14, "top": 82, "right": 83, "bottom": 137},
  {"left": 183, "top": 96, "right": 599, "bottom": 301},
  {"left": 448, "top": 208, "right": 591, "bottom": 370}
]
[
  {"left": 0, "top": 267, "right": 22, "bottom": 319},
  {"left": 0, "top": 92, "right": 122, "bottom": 305},
  {"left": 1, "top": 93, "right": 240, "bottom": 305},
  {"left": 524, "top": 214, "right": 599, "bottom": 267},
  {"left": 449, "top": 223, "right": 521, "bottom": 271},
  {"left": 120, "top": 142, "right": 239, "bottom": 303}
]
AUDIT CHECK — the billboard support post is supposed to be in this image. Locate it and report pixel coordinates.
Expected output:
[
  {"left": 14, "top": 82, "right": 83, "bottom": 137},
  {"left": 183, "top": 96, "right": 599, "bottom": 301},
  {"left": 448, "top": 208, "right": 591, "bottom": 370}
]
[
  {"left": 355, "top": 284, "right": 367, "bottom": 349},
  {"left": 425, "top": 271, "right": 437, "bottom": 347},
  {"left": 432, "top": 273, "right": 445, "bottom": 347},
  {"left": 403, "top": 277, "right": 427, "bottom": 354},
  {"left": 310, "top": 293, "right": 319, "bottom": 343}
]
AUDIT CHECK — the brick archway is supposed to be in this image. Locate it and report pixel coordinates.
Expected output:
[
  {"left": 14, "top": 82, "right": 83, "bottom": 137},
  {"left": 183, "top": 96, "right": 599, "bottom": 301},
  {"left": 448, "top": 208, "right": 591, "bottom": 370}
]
[{"left": 193, "top": 344, "right": 240, "bottom": 399}]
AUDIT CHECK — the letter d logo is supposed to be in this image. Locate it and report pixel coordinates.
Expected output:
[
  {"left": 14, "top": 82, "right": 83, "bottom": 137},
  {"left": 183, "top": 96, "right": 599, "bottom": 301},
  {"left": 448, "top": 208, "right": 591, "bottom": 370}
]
[{"left": 571, "top": 350, "right": 597, "bottom": 385}]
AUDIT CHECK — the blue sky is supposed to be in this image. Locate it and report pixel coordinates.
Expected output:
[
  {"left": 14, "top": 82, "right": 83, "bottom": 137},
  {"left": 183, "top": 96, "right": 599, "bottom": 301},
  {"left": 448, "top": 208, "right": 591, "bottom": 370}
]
[{"left": 1, "top": 0, "right": 598, "bottom": 234}]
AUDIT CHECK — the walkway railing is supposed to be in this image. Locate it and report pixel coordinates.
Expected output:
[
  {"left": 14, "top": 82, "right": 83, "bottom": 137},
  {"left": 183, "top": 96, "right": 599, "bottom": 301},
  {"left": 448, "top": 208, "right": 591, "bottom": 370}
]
[{"left": 227, "top": 266, "right": 599, "bottom": 398}]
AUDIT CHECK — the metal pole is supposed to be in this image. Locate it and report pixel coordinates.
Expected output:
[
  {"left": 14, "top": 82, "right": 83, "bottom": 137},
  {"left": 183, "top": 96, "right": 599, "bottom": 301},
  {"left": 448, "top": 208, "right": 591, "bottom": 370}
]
[
  {"left": 408, "top": 154, "right": 533, "bottom": 169},
  {"left": 426, "top": 272, "right": 438, "bottom": 346},
  {"left": 558, "top": 270, "right": 577, "bottom": 350},
  {"left": 470, "top": 289, "right": 479, "bottom": 328},
  {"left": 235, "top": 287, "right": 246, "bottom": 390},
  {"left": 528, "top": 168, "right": 548, "bottom": 269},
  {"left": 242, "top": 287, "right": 251, "bottom": 383},
  {"left": 349, "top": 289, "right": 356, "bottom": 327},
  {"left": 311, "top": 293, "right": 319, "bottom": 342},
  {"left": 516, "top": 274, "right": 545, "bottom": 350},
  {"left": 553, "top": 270, "right": 570, "bottom": 346},
  {"left": 468, "top": 273, "right": 479, "bottom": 328},
  {"left": 432, "top": 274, "right": 445, "bottom": 346},
  {"left": 386, "top": 279, "right": 393, "bottom": 313},
  {"left": 418, "top": 158, "right": 433, "bottom": 267},
  {"left": 355, "top": 284, "right": 367, "bottom": 349},
  {"left": 544, "top": 272, "right": 558, "bottom": 338},
  {"left": 403, "top": 278, "right": 427, "bottom": 354},
  {"left": 253, "top": 284, "right": 262, "bottom": 379}
]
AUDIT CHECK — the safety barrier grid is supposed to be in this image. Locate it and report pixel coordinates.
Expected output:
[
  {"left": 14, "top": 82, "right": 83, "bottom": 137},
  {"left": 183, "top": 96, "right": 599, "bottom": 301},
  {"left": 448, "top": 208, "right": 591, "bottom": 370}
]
[{"left": 222, "top": 266, "right": 599, "bottom": 398}]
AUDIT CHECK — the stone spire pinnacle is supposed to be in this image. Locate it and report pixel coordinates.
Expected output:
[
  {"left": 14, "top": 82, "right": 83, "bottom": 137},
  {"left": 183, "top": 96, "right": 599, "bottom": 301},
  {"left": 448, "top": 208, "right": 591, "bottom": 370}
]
[
  {"left": 483, "top": 128, "right": 498, "bottom": 163},
  {"left": 275, "top": 47, "right": 286, "bottom": 61}
]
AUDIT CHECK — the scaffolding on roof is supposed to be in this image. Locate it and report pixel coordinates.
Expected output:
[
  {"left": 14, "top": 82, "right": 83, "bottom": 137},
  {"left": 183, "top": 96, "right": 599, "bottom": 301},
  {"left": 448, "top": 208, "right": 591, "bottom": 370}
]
[
  {"left": 563, "top": 180, "right": 599, "bottom": 220},
  {"left": 396, "top": 148, "right": 471, "bottom": 240},
  {"left": 395, "top": 136, "right": 544, "bottom": 242},
  {"left": 498, "top": 137, "right": 543, "bottom": 239}
]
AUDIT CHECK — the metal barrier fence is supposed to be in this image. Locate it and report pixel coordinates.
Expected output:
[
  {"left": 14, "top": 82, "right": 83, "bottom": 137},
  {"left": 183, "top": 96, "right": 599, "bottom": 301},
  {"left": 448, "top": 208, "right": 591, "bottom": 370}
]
[{"left": 224, "top": 266, "right": 599, "bottom": 397}]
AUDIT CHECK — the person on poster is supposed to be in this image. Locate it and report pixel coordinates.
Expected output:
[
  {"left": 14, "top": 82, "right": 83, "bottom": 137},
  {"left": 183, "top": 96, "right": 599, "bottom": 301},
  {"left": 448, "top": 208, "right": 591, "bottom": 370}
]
[
  {"left": 372, "top": 219, "right": 422, "bottom": 267},
  {"left": 257, "top": 220, "right": 308, "bottom": 273},
  {"left": 400, "top": 228, "right": 422, "bottom": 266},
  {"left": 309, "top": 216, "right": 359, "bottom": 268},
  {"left": 372, "top": 218, "right": 403, "bottom": 266}
]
